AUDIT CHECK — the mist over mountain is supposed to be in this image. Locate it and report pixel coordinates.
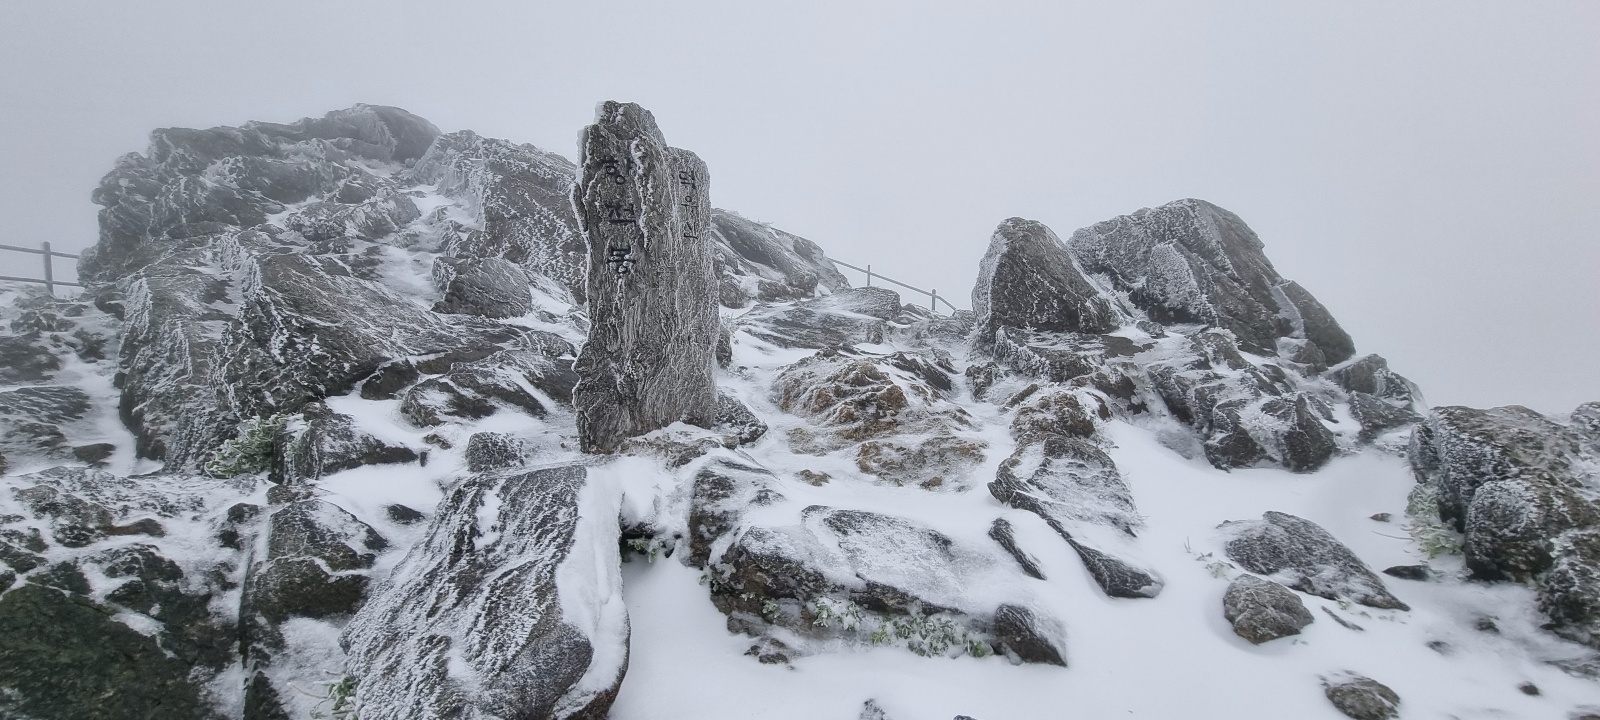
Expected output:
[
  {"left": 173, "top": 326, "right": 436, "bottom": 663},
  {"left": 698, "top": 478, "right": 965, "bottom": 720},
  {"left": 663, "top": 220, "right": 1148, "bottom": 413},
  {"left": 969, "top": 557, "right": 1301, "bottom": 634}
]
[{"left": 0, "top": 103, "right": 1596, "bottom": 720}]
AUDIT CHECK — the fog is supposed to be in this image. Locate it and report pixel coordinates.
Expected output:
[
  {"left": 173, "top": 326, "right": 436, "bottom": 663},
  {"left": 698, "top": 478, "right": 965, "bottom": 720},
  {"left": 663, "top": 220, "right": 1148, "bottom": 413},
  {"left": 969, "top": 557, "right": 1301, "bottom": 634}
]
[{"left": 2, "top": 0, "right": 1595, "bottom": 414}]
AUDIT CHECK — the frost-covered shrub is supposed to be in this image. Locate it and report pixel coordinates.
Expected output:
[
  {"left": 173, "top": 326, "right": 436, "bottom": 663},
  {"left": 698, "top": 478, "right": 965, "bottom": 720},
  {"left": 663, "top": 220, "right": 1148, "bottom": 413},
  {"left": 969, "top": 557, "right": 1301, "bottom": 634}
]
[
  {"left": 1405, "top": 482, "right": 1463, "bottom": 558},
  {"left": 206, "top": 413, "right": 288, "bottom": 478},
  {"left": 807, "top": 597, "right": 994, "bottom": 659}
]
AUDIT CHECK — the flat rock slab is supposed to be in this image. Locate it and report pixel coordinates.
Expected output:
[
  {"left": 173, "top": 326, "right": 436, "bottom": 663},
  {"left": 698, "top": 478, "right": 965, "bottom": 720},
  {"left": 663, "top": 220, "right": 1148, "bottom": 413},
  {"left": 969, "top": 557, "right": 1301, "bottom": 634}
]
[{"left": 1223, "top": 511, "right": 1408, "bottom": 610}]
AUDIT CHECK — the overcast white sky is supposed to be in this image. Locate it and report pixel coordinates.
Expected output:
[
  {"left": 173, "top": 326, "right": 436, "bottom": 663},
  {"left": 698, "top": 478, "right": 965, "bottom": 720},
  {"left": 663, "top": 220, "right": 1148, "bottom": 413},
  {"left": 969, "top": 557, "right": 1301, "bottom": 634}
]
[{"left": 2, "top": 1, "right": 1596, "bottom": 415}]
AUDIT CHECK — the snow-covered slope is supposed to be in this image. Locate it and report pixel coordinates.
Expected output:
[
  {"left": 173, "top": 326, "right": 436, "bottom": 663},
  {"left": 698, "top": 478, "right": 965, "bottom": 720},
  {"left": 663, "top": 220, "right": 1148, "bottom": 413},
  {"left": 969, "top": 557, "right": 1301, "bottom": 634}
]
[{"left": 0, "top": 104, "right": 1596, "bottom": 720}]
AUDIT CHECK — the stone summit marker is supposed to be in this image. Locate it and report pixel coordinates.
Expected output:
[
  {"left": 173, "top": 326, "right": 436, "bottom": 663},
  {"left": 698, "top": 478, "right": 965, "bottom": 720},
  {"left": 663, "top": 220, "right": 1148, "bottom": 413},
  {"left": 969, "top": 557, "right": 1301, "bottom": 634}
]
[{"left": 572, "top": 102, "right": 718, "bottom": 453}]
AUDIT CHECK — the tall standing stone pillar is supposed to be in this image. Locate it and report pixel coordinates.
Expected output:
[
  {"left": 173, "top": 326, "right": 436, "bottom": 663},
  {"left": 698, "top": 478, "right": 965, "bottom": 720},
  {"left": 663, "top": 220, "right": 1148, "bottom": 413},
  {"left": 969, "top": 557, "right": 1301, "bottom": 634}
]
[{"left": 572, "top": 102, "right": 718, "bottom": 453}]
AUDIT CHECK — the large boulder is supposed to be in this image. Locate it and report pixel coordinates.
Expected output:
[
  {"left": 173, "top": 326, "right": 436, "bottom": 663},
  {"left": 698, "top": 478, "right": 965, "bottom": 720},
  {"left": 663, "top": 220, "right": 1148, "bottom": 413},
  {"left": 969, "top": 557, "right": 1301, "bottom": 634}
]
[
  {"left": 972, "top": 217, "right": 1122, "bottom": 346},
  {"left": 1067, "top": 198, "right": 1355, "bottom": 362},
  {"left": 571, "top": 102, "right": 718, "bottom": 453},
  {"left": 1541, "top": 529, "right": 1600, "bottom": 648},
  {"left": 1409, "top": 405, "right": 1587, "bottom": 532},
  {"left": 1409, "top": 403, "right": 1600, "bottom": 647},
  {"left": 431, "top": 256, "right": 535, "bottom": 318},
  {"left": 1222, "top": 511, "right": 1407, "bottom": 610},
  {"left": 343, "top": 465, "right": 628, "bottom": 720}
]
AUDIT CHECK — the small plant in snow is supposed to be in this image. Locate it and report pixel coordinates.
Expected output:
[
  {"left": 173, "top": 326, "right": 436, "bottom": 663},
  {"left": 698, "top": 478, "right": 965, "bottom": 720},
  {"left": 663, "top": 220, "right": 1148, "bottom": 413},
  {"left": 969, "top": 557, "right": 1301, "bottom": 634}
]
[
  {"left": 809, "top": 597, "right": 863, "bottom": 630},
  {"left": 1403, "top": 482, "right": 1463, "bottom": 558},
  {"left": 206, "top": 413, "right": 288, "bottom": 478},
  {"left": 299, "top": 673, "right": 357, "bottom": 720},
  {"left": 1186, "top": 545, "right": 1236, "bottom": 578},
  {"left": 624, "top": 537, "right": 666, "bottom": 562}
]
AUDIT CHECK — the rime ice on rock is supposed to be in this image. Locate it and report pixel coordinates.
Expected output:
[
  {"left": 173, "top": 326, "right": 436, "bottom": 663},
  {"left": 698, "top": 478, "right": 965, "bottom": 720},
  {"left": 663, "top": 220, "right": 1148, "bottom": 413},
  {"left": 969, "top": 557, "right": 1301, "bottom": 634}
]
[
  {"left": 1066, "top": 199, "right": 1355, "bottom": 362},
  {"left": 972, "top": 218, "right": 1123, "bottom": 346},
  {"left": 572, "top": 102, "right": 718, "bottom": 453}
]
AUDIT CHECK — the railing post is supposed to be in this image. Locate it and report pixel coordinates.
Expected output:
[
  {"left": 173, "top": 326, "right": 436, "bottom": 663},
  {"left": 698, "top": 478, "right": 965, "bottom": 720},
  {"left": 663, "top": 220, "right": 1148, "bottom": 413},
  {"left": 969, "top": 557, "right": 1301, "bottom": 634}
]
[
  {"left": 865, "top": 264, "right": 872, "bottom": 287},
  {"left": 929, "top": 288, "right": 938, "bottom": 313},
  {"left": 41, "top": 242, "right": 53, "bottom": 296}
]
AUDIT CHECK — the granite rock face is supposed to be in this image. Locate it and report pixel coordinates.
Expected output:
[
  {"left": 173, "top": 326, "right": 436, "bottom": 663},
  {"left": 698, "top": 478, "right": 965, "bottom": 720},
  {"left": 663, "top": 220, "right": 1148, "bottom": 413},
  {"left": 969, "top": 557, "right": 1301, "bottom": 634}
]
[
  {"left": 738, "top": 287, "right": 901, "bottom": 349},
  {"left": 572, "top": 102, "right": 718, "bottom": 453},
  {"left": 1222, "top": 574, "right": 1314, "bottom": 644},
  {"left": 343, "top": 465, "right": 627, "bottom": 720},
  {"left": 80, "top": 104, "right": 441, "bottom": 283},
  {"left": 1223, "top": 511, "right": 1408, "bottom": 610},
  {"left": 972, "top": 218, "right": 1122, "bottom": 346},
  {"left": 1067, "top": 198, "right": 1354, "bottom": 362},
  {"left": 431, "top": 256, "right": 535, "bottom": 318},
  {"left": 270, "top": 401, "right": 418, "bottom": 484},
  {"left": 410, "top": 130, "right": 586, "bottom": 301},
  {"left": 80, "top": 105, "right": 565, "bottom": 470}
]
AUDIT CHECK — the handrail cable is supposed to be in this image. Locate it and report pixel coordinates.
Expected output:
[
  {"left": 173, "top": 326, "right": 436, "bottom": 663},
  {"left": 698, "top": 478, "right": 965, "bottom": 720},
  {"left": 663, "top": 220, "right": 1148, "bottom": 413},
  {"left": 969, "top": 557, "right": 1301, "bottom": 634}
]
[{"left": 831, "top": 259, "right": 964, "bottom": 315}]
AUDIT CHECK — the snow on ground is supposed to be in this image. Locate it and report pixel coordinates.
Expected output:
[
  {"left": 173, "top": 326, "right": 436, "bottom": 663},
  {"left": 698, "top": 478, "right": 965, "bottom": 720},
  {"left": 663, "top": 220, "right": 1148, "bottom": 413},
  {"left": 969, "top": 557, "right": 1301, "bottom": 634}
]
[{"left": 608, "top": 419, "right": 1596, "bottom": 720}]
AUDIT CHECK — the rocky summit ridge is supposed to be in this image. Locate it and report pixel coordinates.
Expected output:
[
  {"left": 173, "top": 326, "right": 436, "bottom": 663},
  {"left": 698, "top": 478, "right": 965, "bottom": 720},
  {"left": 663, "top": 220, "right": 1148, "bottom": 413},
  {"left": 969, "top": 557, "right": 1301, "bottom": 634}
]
[{"left": 0, "top": 103, "right": 1596, "bottom": 720}]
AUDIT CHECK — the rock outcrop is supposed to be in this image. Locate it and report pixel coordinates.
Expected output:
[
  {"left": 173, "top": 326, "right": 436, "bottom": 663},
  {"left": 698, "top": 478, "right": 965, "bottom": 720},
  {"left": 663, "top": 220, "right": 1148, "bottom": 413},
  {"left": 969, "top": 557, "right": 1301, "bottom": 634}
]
[
  {"left": 572, "top": 102, "right": 718, "bottom": 453},
  {"left": 2, "top": 99, "right": 1591, "bottom": 718},
  {"left": 1067, "top": 198, "right": 1354, "bottom": 363},
  {"left": 967, "top": 203, "right": 1418, "bottom": 476},
  {"left": 989, "top": 432, "right": 1162, "bottom": 598},
  {"left": 1410, "top": 403, "right": 1600, "bottom": 647},
  {"left": 738, "top": 287, "right": 901, "bottom": 349},
  {"left": 687, "top": 459, "right": 1066, "bottom": 664}
]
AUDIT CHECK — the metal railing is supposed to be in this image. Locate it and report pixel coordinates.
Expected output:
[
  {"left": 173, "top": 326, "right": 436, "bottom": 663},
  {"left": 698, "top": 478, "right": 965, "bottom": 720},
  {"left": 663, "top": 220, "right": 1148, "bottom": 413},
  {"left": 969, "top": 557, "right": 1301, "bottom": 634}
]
[
  {"left": 0, "top": 243, "right": 82, "bottom": 295},
  {"left": 832, "top": 259, "right": 964, "bottom": 315}
]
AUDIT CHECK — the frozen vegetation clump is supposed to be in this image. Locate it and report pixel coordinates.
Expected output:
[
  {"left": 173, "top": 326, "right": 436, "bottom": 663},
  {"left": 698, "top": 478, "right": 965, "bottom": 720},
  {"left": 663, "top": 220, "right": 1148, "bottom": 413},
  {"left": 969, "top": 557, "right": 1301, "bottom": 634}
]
[{"left": 205, "top": 412, "right": 287, "bottom": 478}]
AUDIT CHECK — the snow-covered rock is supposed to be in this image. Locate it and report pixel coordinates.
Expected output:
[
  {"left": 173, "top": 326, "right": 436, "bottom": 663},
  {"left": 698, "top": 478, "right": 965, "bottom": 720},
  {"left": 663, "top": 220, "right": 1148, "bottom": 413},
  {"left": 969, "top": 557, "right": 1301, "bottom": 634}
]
[
  {"left": 1409, "top": 403, "right": 1600, "bottom": 647},
  {"left": 342, "top": 465, "right": 628, "bottom": 720},
  {"left": 1067, "top": 198, "right": 1355, "bottom": 363},
  {"left": 1222, "top": 574, "right": 1314, "bottom": 644},
  {"left": 972, "top": 217, "right": 1122, "bottom": 346},
  {"left": 1222, "top": 511, "right": 1408, "bottom": 610},
  {"left": 711, "top": 209, "right": 849, "bottom": 308}
]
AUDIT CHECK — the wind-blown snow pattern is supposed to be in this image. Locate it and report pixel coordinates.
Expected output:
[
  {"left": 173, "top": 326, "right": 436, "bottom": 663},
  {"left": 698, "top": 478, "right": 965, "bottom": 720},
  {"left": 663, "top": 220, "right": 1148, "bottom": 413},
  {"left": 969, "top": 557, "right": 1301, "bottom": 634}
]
[{"left": 0, "top": 105, "right": 1596, "bottom": 720}]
